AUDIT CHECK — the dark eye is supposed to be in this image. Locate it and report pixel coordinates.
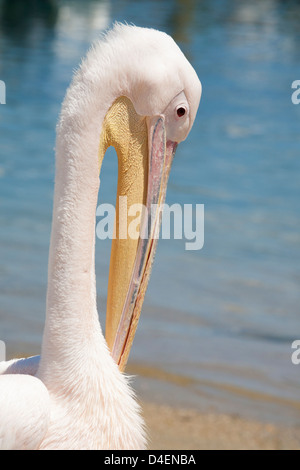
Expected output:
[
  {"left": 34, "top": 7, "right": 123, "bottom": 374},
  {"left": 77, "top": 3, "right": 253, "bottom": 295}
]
[{"left": 176, "top": 107, "right": 186, "bottom": 117}]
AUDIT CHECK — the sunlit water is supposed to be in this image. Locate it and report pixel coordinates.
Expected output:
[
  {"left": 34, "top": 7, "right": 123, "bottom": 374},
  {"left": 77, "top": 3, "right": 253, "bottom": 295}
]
[{"left": 0, "top": 0, "right": 299, "bottom": 426}]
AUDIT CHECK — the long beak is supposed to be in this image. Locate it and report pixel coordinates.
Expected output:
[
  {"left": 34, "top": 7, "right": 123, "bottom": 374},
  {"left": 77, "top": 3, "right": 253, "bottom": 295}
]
[
  {"left": 99, "top": 97, "right": 176, "bottom": 372},
  {"left": 111, "top": 117, "right": 177, "bottom": 371}
]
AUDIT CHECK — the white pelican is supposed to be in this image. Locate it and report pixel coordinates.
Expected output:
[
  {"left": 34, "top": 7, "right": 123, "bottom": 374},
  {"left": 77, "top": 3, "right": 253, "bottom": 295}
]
[{"left": 0, "top": 23, "right": 201, "bottom": 450}]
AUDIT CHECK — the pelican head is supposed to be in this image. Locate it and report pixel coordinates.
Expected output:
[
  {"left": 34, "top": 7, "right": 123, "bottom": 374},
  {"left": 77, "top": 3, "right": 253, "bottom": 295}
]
[
  {"left": 100, "top": 26, "right": 201, "bottom": 370},
  {"left": 55, "top": 24, "right": 202, "bottom": 371}
]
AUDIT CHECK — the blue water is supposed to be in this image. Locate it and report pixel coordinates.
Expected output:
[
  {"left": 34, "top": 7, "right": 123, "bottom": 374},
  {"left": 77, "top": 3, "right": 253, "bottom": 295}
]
[{"left": 0, "top": 0, "right": 300, "bottom": 426}]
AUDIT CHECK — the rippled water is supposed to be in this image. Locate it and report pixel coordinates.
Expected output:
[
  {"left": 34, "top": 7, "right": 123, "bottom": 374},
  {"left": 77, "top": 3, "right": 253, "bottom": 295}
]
[{"left": 0, "top": 0, "right": 300, "bottom": 425}]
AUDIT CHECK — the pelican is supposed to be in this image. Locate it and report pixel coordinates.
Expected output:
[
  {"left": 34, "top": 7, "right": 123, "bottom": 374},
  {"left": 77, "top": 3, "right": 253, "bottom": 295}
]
[{"left": 0, "top": 23, "right": 201, "bottom": 450}]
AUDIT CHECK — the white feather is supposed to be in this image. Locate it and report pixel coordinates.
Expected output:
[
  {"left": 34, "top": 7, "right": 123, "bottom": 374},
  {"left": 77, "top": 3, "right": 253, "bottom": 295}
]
[{"left": 0, "top": 375, "right": 50, "bottom": 450}]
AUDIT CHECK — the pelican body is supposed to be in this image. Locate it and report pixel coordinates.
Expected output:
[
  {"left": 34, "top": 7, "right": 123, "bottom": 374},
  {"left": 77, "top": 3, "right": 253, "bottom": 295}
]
[{"left": 0, "top": 24, "right": 201, "bottom": 450}]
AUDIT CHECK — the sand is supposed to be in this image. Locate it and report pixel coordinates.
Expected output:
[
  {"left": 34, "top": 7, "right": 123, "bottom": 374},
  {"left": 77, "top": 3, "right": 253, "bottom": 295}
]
[
  {"left": 142, "top": 402, "right": 300, "bottom": 450},
  {"left": 125, "top": 362, "right": 300, "bottom": 450}
]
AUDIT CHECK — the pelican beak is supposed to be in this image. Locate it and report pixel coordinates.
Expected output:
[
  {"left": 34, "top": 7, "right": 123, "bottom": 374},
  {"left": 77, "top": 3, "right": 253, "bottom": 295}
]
[{"left": 99, "top": 97, "right": 177, "bottom": 372}]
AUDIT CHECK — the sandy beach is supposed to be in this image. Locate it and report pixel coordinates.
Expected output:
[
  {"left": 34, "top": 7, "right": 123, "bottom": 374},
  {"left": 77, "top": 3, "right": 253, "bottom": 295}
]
[
  {"left": 143, "top": 402, "right": 300, "bottom": 450},
  {"left": 124, "top": 362, "right": 300, "bottom": 450}
]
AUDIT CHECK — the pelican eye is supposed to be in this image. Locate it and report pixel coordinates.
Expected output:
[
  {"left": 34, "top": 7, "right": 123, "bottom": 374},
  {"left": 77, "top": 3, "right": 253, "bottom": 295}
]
[{"left": 176, "top": 107, "right": 186, "bottom": 118}]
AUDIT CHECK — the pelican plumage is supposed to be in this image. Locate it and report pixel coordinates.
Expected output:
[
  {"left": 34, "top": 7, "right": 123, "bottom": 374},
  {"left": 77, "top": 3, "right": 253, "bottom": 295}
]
[{"left": 0, "top": 23, "right": 201, "bottom": 450}]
